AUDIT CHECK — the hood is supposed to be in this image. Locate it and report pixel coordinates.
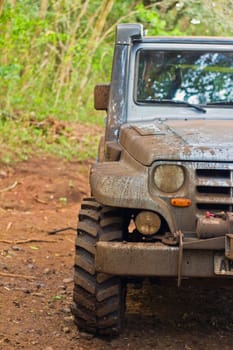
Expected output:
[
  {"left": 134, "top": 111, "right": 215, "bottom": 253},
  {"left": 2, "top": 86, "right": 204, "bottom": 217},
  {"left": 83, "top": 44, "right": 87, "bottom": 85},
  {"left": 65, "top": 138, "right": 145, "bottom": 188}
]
[{"left": 119, "top": 119, "right": 233, "bottom": 166}]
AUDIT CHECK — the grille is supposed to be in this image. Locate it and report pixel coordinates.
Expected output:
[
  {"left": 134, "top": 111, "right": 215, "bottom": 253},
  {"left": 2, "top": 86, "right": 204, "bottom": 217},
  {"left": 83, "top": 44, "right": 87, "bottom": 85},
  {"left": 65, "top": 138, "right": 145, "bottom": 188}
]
[{"left": 195, "top": 167, "right": 233, "bottom": 212}]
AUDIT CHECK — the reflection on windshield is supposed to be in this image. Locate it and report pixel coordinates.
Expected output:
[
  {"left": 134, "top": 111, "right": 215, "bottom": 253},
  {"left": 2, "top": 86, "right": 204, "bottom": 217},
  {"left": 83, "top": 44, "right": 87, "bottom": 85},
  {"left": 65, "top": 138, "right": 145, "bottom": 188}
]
[{"left": 137, "top": 50, "right": 233, "bottom": 105}]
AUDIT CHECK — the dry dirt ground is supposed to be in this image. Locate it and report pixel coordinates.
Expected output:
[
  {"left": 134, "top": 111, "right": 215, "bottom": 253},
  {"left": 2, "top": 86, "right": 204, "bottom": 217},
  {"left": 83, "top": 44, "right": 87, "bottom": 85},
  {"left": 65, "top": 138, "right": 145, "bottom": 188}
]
[{"left": 0, "top": 157, "right": 233, "bottom": 350}]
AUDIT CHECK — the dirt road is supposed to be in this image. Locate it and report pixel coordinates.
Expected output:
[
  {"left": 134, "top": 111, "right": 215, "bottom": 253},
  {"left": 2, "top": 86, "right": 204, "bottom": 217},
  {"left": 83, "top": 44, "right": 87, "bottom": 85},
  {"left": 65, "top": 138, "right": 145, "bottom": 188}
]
[{"left": 0, "top": 157, "right": 233, "bottom": 349}]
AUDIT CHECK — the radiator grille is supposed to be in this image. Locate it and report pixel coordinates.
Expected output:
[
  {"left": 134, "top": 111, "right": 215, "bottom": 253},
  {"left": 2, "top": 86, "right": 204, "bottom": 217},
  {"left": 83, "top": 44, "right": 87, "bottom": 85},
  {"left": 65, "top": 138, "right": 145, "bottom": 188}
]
[{"left": 195, "top": 167, "right": 233, "bottom": 212}]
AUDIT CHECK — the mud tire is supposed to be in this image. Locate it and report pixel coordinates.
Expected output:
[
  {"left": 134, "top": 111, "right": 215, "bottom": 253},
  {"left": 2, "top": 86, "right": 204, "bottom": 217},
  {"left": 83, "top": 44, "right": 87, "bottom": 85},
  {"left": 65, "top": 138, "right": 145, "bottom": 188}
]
[{"left": 72, "top": 197, "right": 126, "bottom": 336}]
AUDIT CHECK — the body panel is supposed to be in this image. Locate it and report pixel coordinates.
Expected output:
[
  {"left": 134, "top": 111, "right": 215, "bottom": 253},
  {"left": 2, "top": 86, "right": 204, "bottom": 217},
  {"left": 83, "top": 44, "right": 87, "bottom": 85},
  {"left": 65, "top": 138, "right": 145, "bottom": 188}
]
[{"left": 119, "top": 119, "right": 233, "bottom": 166}]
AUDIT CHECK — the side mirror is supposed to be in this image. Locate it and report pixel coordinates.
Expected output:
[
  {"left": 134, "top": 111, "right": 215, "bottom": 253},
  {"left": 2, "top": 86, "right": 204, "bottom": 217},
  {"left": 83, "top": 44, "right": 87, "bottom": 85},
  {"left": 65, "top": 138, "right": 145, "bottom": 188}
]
[{"left": 94, "top": 84, "right": 110, "bottom": 110}]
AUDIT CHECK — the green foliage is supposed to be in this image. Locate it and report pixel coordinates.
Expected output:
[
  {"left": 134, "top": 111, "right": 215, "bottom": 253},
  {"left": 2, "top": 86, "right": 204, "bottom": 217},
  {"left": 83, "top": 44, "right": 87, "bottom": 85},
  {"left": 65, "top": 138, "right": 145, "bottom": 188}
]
[
  {"left": 145, "top": 0, "right": 233, "bottom": 36},
  {"left": 135, "top": 3, "right": 182, "bottom": 36},
  {"left": 0, "top": 0, "right": 184, "bottom": 122},
  {"left": 0, "top": 0, "right": 232, "bottom": 162}
]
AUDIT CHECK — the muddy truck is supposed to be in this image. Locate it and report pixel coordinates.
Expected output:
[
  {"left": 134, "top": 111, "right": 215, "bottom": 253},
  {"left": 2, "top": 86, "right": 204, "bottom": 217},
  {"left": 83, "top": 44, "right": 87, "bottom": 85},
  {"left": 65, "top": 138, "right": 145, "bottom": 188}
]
[{"left": 72, "top": 23, "right": 233, "bottom": 336}]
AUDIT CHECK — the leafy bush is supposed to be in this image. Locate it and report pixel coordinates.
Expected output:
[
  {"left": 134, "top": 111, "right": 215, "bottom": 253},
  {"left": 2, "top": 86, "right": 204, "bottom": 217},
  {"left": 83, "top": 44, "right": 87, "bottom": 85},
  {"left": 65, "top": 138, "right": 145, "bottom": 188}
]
[{"left": 0, "top": 0, "right": 231, "bottom": 162}]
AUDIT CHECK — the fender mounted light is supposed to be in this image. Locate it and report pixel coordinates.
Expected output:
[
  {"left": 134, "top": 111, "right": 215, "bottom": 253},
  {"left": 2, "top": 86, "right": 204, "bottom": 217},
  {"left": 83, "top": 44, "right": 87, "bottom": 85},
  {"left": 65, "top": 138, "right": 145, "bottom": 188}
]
[{"left": 170, "top": 198, "right": 192, "bottom": 207}]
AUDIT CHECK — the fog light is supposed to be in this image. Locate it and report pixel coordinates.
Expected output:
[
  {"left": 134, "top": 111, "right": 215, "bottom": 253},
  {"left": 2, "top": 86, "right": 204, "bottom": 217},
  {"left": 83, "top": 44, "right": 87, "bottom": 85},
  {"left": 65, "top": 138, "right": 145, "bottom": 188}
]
[{"left": 135, "top": 211, "right": 161, "bottom": 236}]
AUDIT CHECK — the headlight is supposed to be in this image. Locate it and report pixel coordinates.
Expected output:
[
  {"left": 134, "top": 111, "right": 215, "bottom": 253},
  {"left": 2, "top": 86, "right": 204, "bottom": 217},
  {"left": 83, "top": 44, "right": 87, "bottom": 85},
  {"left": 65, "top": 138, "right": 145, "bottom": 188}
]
[
  {"left": 153, "top": 165, "right": 184, "bottom": 193},
  {"left": 135, "top": 211, "right": 161, "bottom": 235}
]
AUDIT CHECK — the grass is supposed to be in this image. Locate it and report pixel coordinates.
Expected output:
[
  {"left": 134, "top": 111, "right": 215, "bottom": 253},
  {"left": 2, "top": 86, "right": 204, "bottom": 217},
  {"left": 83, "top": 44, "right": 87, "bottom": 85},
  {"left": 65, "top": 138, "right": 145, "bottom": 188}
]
[{"left": 0, "top": 112, "right": 103, "bottom": 163}]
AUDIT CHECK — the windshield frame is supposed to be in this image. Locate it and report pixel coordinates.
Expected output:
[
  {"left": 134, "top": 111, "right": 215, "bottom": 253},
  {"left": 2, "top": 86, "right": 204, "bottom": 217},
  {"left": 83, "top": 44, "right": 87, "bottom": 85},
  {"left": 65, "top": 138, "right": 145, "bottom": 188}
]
[{"left": 127, "top": 42, "right": 233, "bottom": 122}]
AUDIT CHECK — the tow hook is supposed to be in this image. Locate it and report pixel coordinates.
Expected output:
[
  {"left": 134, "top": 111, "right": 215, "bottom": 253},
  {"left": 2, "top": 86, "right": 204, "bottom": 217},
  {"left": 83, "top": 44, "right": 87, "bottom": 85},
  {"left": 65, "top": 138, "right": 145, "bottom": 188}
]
[{"left": 162, "top": 231, "right": 179, "bottom": 246}]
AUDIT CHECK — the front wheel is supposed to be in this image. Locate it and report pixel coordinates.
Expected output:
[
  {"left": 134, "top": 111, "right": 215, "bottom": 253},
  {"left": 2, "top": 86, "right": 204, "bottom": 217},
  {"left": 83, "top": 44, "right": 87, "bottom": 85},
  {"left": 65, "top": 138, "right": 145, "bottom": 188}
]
[{"left": 72, "top": 197, "right": 126, "bottom": 336}]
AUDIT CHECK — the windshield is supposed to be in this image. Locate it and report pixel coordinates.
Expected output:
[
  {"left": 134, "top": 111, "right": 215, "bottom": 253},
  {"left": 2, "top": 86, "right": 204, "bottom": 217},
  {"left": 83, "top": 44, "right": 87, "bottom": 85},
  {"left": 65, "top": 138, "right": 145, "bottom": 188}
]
[{"left": 136, "top": 50, "right": 233, "bottom": 105}]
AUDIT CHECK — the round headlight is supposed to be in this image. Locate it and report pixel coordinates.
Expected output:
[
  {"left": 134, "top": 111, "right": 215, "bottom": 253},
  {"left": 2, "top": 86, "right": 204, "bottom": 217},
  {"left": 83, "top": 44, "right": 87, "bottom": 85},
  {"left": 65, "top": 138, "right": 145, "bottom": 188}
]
[
  {"left": 135, "top": 211, "right": 161, "bottom": 236},
  {"left": 153, "top": 165, "right": 184, "bottom": 193}
]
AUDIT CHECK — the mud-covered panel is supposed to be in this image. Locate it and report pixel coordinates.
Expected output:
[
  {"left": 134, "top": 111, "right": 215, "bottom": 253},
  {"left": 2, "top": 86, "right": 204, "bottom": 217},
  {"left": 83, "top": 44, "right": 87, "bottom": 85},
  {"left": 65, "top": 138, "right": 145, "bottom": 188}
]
[
  {"left": 90, "top": 160, "right": 149, "bottom": 208},
  {"left": 90, "top": 157, "right": 176, "bottom": 232},
  {"left": 119, "top": 120, "right": 233, "bottom": 165},
  {"left": 96, "top": 242, "right": 216, "bottom": 277}
]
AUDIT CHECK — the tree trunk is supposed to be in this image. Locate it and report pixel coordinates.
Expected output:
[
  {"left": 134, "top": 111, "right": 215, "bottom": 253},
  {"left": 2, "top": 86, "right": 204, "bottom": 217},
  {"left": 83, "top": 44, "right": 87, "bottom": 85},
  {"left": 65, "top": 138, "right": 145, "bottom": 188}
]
[
  {"left": 40, "top": 0, "right": 48, "bottom": 19},
  {"left": 0, "top": 0, "right": 5, "bottom": 15}
]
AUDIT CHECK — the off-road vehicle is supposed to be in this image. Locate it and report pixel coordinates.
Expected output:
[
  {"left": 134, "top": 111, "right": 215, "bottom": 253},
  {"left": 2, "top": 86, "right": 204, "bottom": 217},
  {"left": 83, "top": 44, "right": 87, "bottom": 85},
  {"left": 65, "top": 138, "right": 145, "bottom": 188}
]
[{"left": 72, "top": 23, "right": 233, "bottom": 336}]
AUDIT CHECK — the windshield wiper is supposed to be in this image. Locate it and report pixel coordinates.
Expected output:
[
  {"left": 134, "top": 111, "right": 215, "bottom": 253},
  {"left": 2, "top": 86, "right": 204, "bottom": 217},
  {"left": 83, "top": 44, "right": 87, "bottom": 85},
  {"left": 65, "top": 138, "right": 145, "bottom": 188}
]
[
  {"left": 164, "top": 99, "right": 207, "bottom": 113},
  {"left": 207, "top": 101, "right": 233, "bottom": 106},
  {"left": 139, "top": 99, "right": 206, "bottom": 113}
]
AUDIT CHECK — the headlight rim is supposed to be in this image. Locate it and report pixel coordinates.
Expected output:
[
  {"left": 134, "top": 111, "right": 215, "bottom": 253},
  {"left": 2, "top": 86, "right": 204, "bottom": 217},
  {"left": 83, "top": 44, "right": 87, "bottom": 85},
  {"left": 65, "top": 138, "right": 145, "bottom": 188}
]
[{"left": 153, "top": 164, "right": 185, "bottom": 193}]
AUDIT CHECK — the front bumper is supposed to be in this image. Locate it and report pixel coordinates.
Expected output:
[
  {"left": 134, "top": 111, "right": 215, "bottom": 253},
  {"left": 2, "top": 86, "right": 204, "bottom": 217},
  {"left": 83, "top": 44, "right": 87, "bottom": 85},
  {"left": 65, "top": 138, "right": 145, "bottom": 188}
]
[{"left": 95, "top": 239, "right": 232, "bottom": 278}]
